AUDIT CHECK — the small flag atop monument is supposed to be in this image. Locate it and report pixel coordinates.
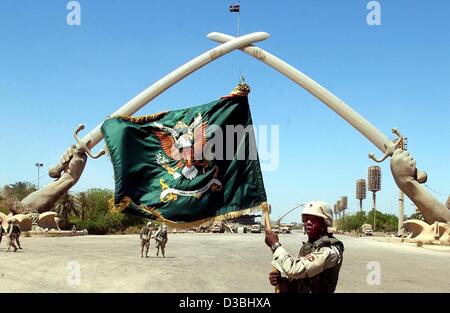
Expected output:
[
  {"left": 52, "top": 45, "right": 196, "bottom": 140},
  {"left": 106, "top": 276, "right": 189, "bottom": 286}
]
[{"left": 229, "top": 4, "right": 240, "bottom": 12}]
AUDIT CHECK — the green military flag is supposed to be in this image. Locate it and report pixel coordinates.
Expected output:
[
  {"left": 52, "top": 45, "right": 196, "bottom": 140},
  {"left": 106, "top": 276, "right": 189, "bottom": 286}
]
[{"left": 101, "top": 84, "right": 267, "bottom": 228}]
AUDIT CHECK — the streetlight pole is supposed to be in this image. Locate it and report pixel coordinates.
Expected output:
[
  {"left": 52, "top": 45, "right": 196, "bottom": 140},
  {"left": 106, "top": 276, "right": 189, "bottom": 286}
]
[
  {"left": 275, "top": 203, "right": 305, "bottom": 227},
  {"left": 35, "top": 163, "right": 44, "bottom": 189},
  {"left": 372, "top": 192, "right": 376, "bottom": 231},
  {"left": 397, "top": 137, "right": 407, "bottom": 236}
]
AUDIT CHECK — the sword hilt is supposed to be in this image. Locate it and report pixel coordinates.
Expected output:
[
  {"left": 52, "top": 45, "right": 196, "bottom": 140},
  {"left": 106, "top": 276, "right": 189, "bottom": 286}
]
[
  {"left": 48, "top": 124, "right": 106, "bottom": 179},
  {"left": 73, "top": 124, "right": 106, "bottom": 159},
  {"left": 368, "top": 128, "right": 427, "bottom": 184}
]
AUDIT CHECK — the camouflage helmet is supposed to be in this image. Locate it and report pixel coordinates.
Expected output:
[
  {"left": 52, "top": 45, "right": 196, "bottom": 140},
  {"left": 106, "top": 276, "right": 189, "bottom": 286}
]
[{"left": 302, "top": 201, "right": 333, "bottom": 226}]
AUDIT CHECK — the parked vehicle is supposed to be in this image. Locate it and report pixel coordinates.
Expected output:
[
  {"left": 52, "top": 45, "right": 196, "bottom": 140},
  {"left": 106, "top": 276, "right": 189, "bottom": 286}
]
[
  {"left": 211, "top": 222, "right": 225, "bottom": 233},
  {"left": 251, "top": 224, "right": 262, "bottom": 233},
  {"left": 237, "top": 226, "right": 247, "bottom": 234},
  {"left": 361, "top": 224, "right": 373, "bottom": 236},
  {"left": 197, "top": 225, "right": 209, "bottom": 233},
  {"left": 273, "top": 224, "right": 293, "bottom": 234},
  {"left": 279, "top": 225, "right": 292, "bottom": 234}
]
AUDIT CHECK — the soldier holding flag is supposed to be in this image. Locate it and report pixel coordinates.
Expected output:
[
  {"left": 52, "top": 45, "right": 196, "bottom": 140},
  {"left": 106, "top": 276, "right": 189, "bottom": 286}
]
[{"left": 265, "top": 201, "right": 344, "bottom": 293}]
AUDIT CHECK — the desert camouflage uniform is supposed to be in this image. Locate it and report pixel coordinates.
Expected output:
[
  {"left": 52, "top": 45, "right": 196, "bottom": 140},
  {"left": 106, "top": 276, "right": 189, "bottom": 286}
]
[
  {"left": 7, "top": 222, "right": 21, "bottom": 252},
  {"left": 139, "top": 225, "right": 153, "bottom": 257},
  {"left": 271, "top": 234, "right": 344, "bottom": 293},
  {"left": 0, "top": 224, "right": 4, "bottom": 245},
  {"left": 154, "top": 226, "right": 168, "bottom": 257}
]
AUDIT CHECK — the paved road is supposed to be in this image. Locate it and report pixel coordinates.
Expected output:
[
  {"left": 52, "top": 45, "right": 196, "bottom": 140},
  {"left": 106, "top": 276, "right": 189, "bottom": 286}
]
[{"left": 0, "top": 232, "right": 448, "bottom": 292}]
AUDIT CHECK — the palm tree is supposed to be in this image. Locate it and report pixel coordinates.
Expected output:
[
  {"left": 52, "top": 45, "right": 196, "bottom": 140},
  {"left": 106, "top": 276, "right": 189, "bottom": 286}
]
[
  {"left": 53, "top": 192, "right": 79, "bottom": 221},
  {"left": 76, "top": 192, "right": 88, "bottom": 221}
]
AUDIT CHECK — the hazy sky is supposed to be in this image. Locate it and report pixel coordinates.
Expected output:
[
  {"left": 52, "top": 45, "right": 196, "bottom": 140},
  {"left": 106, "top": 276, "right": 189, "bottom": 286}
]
[{"left": 1, "top": 0, "right": 449, "bottom": 223}]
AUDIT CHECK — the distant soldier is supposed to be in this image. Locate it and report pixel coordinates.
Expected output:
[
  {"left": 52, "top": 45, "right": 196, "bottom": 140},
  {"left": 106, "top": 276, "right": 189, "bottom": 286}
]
[
  {"left": 7, "top": 219, "right": 22, "bottom": 252},
  {"left": 0, "top": 218, "right": 4, "bottom": 245},
  {"left": 154, "top": 224, "right": 168, "bottom": 258},
  {"left": 15, "top": 220, "right": 23, "bottom": 249},
  {"left": 139, "top": 222, "right": 153, "bottom": 258}
]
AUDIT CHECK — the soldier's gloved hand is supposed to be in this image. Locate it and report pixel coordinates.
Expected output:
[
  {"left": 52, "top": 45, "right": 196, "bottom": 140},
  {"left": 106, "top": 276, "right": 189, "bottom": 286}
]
[{"left": 269, "top": 271, "right": 281, "bottom": 286}]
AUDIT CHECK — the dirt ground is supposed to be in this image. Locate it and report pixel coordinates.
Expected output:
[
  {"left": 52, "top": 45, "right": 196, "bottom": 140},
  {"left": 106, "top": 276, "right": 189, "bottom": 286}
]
[{"left": 0, "top": 231, "right": 449, "bottom": 292}]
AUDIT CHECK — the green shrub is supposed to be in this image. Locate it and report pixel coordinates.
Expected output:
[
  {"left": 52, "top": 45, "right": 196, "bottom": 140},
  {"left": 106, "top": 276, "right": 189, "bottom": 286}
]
[
  {"left": 68, "top": 189, "right": 125, "bottom": 234},
  {"left": 335, "top": 210, "right": 398, "bottom": 233}
]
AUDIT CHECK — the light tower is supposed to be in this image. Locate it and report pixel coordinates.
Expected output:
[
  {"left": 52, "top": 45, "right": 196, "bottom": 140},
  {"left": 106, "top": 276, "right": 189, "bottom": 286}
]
[
  {"left": 340, "top": 196, "right": 348, "bottom": 218},
  {"left": 356, "top": 179, "right": 366, "bottom": 212},
  {"left": 336, "top": 200, "right": 341, "bottom": 219},
  {"left": 368, "top": 166, "right": 381, "bottom": 231}
]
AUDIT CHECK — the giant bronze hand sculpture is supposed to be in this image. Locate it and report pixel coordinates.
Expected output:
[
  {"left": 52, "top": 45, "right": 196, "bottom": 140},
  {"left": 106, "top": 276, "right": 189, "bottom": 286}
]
[
  {"left": 390, "top": 149, "right": 450, "bottom": 224},
  {"left": 390, "top": 149, "right": 450, "bottom": 242},
  {"left": 20, "top": 146, "right": 87, "bottom": 213},
  {"left": 0, "top": 146, "right": 87, "bottom": 231}
]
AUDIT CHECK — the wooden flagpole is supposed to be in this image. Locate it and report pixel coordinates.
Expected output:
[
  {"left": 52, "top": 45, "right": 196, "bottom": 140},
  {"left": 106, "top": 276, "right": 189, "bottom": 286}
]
[{"left": 261, "top": 202, "right": 280, "bottom": 293}]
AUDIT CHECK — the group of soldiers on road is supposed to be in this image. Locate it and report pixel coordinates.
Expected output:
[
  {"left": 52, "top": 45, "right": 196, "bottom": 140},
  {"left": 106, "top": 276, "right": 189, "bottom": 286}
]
[
  {"left": 0, "top": 214, "right": 171, "bottom": 258},
  {"left": 1, "top": 214, "right": 171, "bottom": 258},
  {"left": 0, "top": 218, "right": 23, "bottom": 252},
  {"left": 139, "top": 222, "right": 168, "bottom": 258}
]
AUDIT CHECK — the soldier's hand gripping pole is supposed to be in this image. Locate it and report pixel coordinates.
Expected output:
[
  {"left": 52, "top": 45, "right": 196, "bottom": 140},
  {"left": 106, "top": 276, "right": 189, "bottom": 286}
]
[{"left": 262, "top": 203, "right": 281, "bottom": 294}]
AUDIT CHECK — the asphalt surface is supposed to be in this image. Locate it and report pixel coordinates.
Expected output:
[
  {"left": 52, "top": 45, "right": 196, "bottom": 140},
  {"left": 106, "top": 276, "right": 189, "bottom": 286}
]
[{"left": 0, "top": 231, "right": 448, "bottom": 292}]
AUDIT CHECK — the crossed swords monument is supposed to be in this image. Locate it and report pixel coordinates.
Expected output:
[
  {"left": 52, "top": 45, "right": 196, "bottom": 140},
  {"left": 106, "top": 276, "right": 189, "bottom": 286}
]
[{"left": 5, "top": 31, "right": 450, "bottom": 243}]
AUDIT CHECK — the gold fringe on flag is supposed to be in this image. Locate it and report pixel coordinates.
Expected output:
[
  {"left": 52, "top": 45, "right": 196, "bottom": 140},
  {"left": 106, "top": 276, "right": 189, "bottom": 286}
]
[
  {"left": 112, "top": 111, "right": 168, "bottom": 124},
  {"left": 109, "top": 196, "right": 268, "bottom": 231},
  {"left": 223, "top": 82, "right": 251, "bottom": 98},
  {"left": 230, "top": 82, "right": 250, "bottom": 96},
  {"left": 109, "top": 196, "right": 132, "bottom": 213}
]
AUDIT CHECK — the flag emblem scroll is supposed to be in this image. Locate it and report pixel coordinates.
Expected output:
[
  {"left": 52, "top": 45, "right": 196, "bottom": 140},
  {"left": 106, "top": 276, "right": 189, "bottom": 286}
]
[{"left": 101, "top": 90, "right": 267, "bottom": 228}]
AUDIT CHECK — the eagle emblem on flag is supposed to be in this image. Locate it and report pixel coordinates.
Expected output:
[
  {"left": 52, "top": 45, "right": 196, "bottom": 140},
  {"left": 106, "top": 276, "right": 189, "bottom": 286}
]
[{"left": 152, "top": 113, "right": 208, "bottom": 180}]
